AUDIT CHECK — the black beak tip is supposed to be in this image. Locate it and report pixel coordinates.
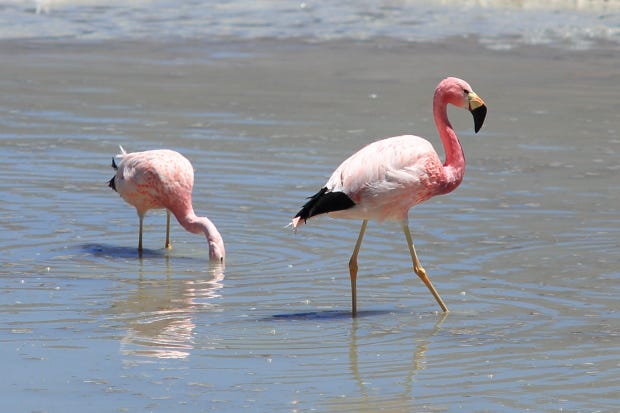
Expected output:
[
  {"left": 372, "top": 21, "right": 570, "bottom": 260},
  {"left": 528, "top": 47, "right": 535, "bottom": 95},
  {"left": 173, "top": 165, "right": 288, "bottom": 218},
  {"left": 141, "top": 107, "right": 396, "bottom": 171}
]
[{"left": 472, "top": 104, "right": 487, "bottom": 133}]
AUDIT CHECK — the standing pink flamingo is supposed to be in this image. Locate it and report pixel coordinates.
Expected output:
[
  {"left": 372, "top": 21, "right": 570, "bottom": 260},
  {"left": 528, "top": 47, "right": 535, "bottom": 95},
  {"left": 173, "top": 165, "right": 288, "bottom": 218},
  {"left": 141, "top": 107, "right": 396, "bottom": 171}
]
[
  {"left": 108, "top": 147, "right": 225, "bottom": 262},
  {"left": 292, "top": 77, "right": 487, "bottom": 316}
]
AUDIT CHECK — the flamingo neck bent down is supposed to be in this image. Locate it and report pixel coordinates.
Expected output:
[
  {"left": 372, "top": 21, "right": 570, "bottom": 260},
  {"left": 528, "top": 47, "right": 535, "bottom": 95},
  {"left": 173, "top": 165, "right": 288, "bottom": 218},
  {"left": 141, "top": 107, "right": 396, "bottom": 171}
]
[
  {"left": 433, "top": 89, "right": 466, "bottom": 195},
  {"left": 171, "top": 205, "right": 226, "bottom": 262}
]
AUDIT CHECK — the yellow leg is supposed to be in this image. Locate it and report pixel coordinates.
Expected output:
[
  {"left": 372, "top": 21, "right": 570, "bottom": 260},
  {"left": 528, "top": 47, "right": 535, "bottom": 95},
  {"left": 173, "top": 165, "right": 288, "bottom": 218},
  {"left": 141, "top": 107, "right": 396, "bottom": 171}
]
[
  {"left": 165, "top": 210, "right": 172, "bottom": 249},
  {"left": 403, "top": 223, "right": 448, "bottom": 312},
  {"left": 348, "top": 220, "right": 368, "bottom": 317}
]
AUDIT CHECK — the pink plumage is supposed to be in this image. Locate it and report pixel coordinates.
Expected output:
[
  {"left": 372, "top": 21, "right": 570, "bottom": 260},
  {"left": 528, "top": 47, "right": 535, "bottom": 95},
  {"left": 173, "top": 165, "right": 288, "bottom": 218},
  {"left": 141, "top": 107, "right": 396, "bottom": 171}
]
[
  {"left": 292, "top": 77, "right": 487, "bottom": 316},
  {"left": 109, "top": 147, "right": 225, "bottom": 262}
]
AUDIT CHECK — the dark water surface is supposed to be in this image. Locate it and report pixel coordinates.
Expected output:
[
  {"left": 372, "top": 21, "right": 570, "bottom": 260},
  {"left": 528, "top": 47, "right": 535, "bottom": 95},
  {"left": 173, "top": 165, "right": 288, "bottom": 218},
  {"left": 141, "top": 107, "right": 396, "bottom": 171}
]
[{"left": 1, "top": 38, "right": 619, "bottom": 412}]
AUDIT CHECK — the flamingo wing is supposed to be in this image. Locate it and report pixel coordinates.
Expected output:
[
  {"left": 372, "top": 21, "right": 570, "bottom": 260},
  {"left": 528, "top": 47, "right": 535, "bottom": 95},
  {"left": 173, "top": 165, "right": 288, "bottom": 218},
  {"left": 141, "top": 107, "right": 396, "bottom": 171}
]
[{"left": 295, "top": 135, "right": 443, "bottom": 224}]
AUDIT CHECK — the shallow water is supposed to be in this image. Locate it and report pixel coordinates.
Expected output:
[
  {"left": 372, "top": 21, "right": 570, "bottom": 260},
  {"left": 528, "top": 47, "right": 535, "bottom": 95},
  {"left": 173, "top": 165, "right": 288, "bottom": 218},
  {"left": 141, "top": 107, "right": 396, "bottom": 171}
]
[{"left": 1, "top": 38, "right": 619, "bottom": 412}]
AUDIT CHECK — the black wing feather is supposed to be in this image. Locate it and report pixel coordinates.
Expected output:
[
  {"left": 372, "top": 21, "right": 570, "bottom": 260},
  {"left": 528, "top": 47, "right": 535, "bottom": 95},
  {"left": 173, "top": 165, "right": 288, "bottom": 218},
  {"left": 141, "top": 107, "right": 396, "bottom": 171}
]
[
  {"left": 294, "top": 187, "right": 355, "bottom": 222},
  {"left": 108, "top": 157, "right": 118, "bottom": 191}
]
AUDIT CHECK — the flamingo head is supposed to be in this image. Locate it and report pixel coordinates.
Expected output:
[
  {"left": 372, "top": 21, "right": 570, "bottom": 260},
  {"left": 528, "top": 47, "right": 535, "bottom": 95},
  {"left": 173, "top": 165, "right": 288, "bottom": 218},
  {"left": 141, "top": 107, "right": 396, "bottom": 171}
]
[
  {"left": 208, "top": 238, "right": 226, "bottom": 263},
  {"left": 438, "top": 77, "right": 487, "bottom": 133}
]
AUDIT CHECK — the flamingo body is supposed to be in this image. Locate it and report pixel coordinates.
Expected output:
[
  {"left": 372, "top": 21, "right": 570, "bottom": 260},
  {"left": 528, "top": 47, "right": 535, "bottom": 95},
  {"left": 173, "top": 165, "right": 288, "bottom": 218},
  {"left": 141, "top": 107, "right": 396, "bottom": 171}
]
[
  {"left": 109, "top": 148, "right": 225, "bottom": 262},
  {"left": 292, "top": 77, "right": 487, "bottom": 315},
  {"left": 112, "top": 149, "right": 193, "bottom": 215},
  {"left": 301, "top": 135, "right": 454, "bottom": 223}
]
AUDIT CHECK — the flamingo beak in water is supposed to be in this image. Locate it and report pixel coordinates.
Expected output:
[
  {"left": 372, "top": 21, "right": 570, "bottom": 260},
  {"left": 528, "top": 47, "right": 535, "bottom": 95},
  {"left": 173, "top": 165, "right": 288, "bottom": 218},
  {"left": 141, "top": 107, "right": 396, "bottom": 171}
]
[{"left": 468, "top": 92, "right": 487, "bottom": 133}]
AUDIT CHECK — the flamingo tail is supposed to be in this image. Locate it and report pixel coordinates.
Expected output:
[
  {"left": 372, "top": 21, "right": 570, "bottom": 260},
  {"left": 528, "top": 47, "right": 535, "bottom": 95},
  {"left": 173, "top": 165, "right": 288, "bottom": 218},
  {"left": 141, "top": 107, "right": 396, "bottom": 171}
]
[
  {"left": 292, "top": 187, "right": 355, "bottom": 228},
  {"left": 108, "top": 146, "right": 126, "bottom": 192}
]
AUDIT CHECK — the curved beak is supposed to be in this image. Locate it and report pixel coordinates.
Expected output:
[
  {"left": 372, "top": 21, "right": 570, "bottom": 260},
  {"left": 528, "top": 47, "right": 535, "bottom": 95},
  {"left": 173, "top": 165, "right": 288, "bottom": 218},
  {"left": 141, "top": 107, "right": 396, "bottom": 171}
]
[{"left": 468, "top": 92, "right": 487, "bottom": 133}]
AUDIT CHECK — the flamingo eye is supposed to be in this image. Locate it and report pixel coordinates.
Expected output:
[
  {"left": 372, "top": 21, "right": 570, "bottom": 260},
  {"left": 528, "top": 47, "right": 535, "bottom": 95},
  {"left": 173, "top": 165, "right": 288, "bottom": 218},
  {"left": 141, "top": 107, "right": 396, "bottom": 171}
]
[{"left": 463, "top": 88, "right": 470, "bottom": 94}]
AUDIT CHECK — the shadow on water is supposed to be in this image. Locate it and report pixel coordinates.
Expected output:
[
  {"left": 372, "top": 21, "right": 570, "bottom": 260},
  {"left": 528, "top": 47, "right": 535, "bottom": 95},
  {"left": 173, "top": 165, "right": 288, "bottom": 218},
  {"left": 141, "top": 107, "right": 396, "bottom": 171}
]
[
  {"left": 80, "top": 243, "right": 223, "bottom": 276},
  {"left": 268, "top": 309, "right": 397, "bottom": 321},
  {"left": 81, "top": 243, "right": 166, "bottom": 259}
]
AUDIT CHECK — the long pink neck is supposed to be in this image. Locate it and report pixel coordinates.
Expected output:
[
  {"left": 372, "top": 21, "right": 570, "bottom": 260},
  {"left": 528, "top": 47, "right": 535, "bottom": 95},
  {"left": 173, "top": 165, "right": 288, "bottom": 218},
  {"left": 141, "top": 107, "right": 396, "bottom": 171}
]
[
  {"left": 170, "top": 204, "right": 226, "bottom": 262},
  {"left": 433, "top": 90, "right": 465, "bottom": 194}
]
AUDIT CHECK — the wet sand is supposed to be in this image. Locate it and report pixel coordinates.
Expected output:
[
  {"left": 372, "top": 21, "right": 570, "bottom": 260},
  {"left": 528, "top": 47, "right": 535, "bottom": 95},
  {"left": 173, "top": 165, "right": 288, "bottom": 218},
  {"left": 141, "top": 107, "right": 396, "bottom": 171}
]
[{"left": 1, "top": 38, "right": 619, "bottom": 412}]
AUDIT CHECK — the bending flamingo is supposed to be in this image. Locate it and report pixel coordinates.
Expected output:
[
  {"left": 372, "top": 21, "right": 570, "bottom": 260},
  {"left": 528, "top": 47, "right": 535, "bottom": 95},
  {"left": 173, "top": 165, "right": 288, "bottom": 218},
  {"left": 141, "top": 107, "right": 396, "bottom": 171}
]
[
  {"left": 108, "top": 147, "right": 225, "bottom": 262},
  {"left": 292, "top": 77, "right": 487, "bottom": 316}
]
